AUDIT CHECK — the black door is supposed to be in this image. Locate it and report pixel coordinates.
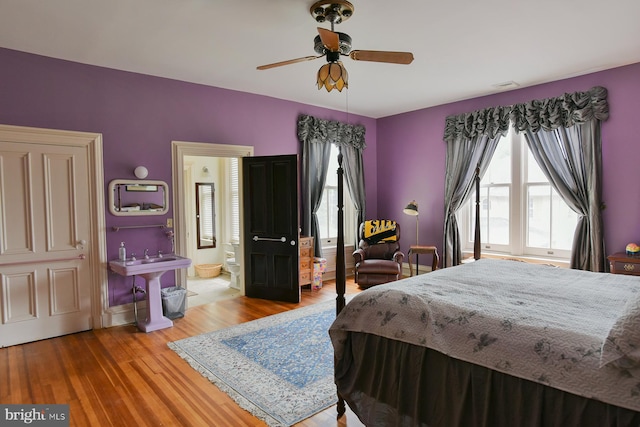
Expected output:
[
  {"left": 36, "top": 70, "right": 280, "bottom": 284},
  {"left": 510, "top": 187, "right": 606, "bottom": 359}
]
[{"left": 242, "top": 155, "right": 300, "bottom": 303}]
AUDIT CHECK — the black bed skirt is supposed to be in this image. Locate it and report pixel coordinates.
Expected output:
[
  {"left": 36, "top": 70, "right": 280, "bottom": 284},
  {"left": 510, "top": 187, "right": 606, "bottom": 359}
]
[{"left": 334, "top": 332, "right": 640, "bottom": 427}]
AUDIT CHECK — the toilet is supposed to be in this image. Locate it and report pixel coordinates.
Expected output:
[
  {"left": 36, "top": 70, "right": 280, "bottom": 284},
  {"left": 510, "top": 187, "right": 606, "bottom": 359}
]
[{"left": 225, "top": 243, "right": 241, "bottom": 290}]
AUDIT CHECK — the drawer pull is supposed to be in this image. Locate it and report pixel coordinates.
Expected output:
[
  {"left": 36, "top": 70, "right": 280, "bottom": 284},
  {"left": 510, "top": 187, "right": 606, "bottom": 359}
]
[{"left": 624, "top": 263, "right": 635, "bottom": 272}]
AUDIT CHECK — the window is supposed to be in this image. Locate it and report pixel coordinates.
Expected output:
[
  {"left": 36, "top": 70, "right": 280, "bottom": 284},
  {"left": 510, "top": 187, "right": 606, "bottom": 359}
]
[
  {"left": 227, "top": 157, "right": 240, "bottom": 244},
  {"left": 316, "top": 144, "right": 355, "bottom": 247},
  {"left": 461, "top": 128, "right": 578, "bottom": 259},
  {"left": 524, "top": 148, "right": 577, "bottom": 254}
]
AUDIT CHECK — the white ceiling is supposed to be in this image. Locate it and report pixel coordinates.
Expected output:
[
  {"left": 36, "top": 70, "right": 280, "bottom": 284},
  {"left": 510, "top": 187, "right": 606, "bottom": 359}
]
[{"left": 1, "top": 0, "right": 639, "bottom": 118}]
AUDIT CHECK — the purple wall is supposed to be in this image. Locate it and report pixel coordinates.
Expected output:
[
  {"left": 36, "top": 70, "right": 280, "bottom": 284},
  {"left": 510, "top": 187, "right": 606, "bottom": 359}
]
[
  {"left": 0, "top": 47, "right": 377, "bottom": 306},
  {"left": 377, "top": 62, "right": 640, "bottom": 260},
  {"left": 1, "top": 46, "right": 638, "bottom": 306}
]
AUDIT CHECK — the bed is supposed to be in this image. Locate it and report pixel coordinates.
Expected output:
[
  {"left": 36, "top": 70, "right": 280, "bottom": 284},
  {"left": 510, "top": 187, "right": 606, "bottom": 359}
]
[
  {"left": 330, "top": 259, "right": 640, "bottom": 426},
  {"left": 329, "top": 163, "right": 640, "bottom": 426}
]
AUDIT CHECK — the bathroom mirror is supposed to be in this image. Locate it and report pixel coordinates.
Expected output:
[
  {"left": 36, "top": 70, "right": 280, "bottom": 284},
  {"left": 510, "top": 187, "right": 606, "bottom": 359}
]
[
  {"left": 196, "top": 182, "right": 216, "bottom": 248},
  {"left": 108, "top": 179, "right": 169, "bottom": 216}
]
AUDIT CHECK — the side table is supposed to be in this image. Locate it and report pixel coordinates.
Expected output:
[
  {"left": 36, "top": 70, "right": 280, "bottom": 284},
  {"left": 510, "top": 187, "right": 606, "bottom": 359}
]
[
  {"left": 608, "top": 252, "right": 640, "bottom": 276},
  {"left": 408, "top": 245, "right": 439, "bottom": 276}
]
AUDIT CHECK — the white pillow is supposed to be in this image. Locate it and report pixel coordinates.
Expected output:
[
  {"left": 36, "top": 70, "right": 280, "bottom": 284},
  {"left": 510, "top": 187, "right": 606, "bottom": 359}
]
[{"left": 600, "top": 295, "right": 640, "bottom": 369}]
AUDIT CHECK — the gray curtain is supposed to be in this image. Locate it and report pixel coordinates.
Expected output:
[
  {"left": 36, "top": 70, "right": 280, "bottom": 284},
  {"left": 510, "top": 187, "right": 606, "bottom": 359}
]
[
  {"left": 511, "top": 86, "right": 609, "bottom": 271},
  {"left": 298, "top": 114, "right": 366, "bottom": 256},
  {"left": 442, "top": 106, "right": 511, "bottom": 267},
  {"left": 300, "top": 131, "right": 331, "bottom": 257},
  {"left": 335, "top": 138, "right": 366, "bottom": 248}
]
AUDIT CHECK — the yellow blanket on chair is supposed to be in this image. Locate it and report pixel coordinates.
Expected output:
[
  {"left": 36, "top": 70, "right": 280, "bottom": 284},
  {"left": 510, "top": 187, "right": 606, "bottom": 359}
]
[{"left": 363, "top": 220, "right": 397, "bottom": 244}]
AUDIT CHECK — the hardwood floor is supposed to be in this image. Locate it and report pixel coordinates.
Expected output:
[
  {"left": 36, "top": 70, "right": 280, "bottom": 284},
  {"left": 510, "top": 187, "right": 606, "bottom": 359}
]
[{"left": 0, "top": 279, "right": 365, "bottom": 426}]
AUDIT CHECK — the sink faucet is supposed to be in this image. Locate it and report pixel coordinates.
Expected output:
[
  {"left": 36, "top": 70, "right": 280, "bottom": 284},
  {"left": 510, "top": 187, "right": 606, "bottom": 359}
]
[{"left": 144, "top": 249, "right": 149, "bottom": 260}]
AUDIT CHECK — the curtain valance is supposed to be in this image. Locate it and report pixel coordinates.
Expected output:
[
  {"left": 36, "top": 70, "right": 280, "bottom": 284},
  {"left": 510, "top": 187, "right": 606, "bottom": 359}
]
[
  {"left": 297, "top": 114, "right": 366, "bottom": 150},
  {"left": 443, "top": 86, "right": 609, "bottom": 142},
  {"left": 511, "top": 86, "right": 609, "bottom": 133},
  {"left": 443, "top": 106, "right": 511, "bottom": 144}
]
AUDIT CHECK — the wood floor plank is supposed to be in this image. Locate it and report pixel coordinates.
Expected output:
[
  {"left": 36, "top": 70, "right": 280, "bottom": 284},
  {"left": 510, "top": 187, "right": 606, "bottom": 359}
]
[{"left": 0, "top": 279, "right": 366, "bottom": 426}]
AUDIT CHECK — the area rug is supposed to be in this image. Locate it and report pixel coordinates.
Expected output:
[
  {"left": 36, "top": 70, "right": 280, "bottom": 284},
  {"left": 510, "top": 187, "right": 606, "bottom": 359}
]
[{"left": 168, "top": 299, "right": 341, "bottom": 426}]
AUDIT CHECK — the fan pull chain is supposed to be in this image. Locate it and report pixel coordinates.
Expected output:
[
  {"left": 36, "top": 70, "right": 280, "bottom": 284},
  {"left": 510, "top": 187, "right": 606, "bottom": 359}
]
[{"left": 345, "top": 88, "right": 349, "bottom": 124}]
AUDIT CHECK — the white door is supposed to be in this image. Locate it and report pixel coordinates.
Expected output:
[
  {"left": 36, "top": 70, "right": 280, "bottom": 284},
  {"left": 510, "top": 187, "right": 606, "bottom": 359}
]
[{"left": 0, "top": 140, "right": 93, "bottom": 347}]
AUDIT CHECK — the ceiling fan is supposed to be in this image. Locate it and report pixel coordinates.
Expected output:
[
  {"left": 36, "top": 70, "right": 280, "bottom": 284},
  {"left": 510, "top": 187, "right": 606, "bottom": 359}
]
[{"left": 256, "top": 0, "right": 414, "bottom": 92}]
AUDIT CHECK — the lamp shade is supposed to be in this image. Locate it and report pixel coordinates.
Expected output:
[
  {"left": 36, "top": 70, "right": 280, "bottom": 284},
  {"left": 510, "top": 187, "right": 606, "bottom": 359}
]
[
  {"left": 403, "top": 200, "right": 418, "bottom": 216},
  {"left": 317, "top": 61, "right": 348, "bottom": 92}
]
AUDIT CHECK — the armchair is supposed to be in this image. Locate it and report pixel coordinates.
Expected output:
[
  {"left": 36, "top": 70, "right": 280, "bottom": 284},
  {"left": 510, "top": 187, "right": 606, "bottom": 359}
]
[{"left": 353, "top": 221, "right": 404, "bottom": 289}]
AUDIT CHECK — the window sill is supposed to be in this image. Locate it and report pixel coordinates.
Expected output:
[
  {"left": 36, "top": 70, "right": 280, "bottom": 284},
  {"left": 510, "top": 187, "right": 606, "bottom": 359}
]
[{"left": 462, "top": 251, "right": 570, "bottom": 268}]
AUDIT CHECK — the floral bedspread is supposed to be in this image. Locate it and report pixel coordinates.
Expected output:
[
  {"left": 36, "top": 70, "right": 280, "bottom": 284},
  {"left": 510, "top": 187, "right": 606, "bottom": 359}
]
[{"left": 329, "top": 259, "right": 640, "bottom": 412}]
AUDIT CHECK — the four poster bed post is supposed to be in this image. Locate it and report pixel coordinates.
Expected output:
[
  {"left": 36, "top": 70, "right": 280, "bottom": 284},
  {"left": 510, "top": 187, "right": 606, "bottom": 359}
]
[
  {"left": 474, "top": 165, "right": 481, "bottom": 261},
  {"left": 335, "top": 147, "right": 347, "bottom": 416}
]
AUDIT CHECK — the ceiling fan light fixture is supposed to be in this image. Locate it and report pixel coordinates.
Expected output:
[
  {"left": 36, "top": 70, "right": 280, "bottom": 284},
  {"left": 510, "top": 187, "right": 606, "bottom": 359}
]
[
  {"left": 317, "top": 62, "right": 348, "bottom": 92},
  {"left": 257, "top": 1, "right": 414, "bottom": 90}
]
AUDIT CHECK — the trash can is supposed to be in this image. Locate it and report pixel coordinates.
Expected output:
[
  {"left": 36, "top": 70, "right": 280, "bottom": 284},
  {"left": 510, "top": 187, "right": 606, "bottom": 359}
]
[
  {"left": 161, "top": 286, "right": 187, "bottom": 319},
  {"left": 312, "top": 257, "right": 327, "bottom": 290}
]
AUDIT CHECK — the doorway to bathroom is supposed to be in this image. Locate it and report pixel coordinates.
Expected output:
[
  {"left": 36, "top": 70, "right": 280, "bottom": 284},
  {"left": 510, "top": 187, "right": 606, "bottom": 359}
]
[
  {"left": 171, "top": 141, "right": 254, "bottom": 307},
  {"left": 187, "top": 272, "right": 240, "bottom": 307}
]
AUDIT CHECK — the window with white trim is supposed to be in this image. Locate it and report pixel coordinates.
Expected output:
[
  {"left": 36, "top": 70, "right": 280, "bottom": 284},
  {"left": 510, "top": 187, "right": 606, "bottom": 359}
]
[
  {"left": 317, "top": 144, "right": 355, "bottom": 247},
  {"left": 460, "top": 127, "right": 578, "bottom": 259},
  {"left": 228, "top": 157, "right": 240, "bottom": 244}
]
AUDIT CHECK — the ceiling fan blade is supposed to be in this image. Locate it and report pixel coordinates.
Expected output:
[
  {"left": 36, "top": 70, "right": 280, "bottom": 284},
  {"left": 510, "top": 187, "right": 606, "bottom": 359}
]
[
  {"left": 256, "top": 55, "right": 322, "bottom": 70},
  {"left": 317, "top": 27, "right": 340, "bottom": 52},
  {"left": 349, "top": 50, "right": 414, "bottom": 64}
]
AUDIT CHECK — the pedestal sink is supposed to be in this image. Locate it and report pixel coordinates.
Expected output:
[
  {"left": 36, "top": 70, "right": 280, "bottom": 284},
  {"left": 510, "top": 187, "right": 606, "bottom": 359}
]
[{"left": 109, "top": 255, "right": 191, "bottom": 332}]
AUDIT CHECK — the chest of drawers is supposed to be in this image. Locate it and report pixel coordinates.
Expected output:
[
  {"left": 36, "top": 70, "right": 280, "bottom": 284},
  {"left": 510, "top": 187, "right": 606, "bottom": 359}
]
[
  {"left": 608, "top": 252, "right": 640, "bottom": 276},
  {"left": 300, "top": 236, "right": 314, "bottom": 287}
]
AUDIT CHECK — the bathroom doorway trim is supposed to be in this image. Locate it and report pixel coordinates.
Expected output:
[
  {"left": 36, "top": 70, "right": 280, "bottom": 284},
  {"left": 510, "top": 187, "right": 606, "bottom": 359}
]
[{"left": 171, "top": 141, "right": 253, "bottom": 298}]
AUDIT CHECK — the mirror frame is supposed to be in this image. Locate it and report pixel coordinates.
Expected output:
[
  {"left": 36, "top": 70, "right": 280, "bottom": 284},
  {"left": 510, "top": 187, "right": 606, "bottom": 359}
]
[
  {"left": 196, "top": 182, "right": 216, "bottom": 249},
  {"left": 108, "top": 179, "right": 169, "bottom": 216}
]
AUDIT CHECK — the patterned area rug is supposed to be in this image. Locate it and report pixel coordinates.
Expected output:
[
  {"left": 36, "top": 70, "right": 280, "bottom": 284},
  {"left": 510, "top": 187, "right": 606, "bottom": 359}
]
[{"left": 168, "top": 300, "right": 339, "bottom": 426}]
